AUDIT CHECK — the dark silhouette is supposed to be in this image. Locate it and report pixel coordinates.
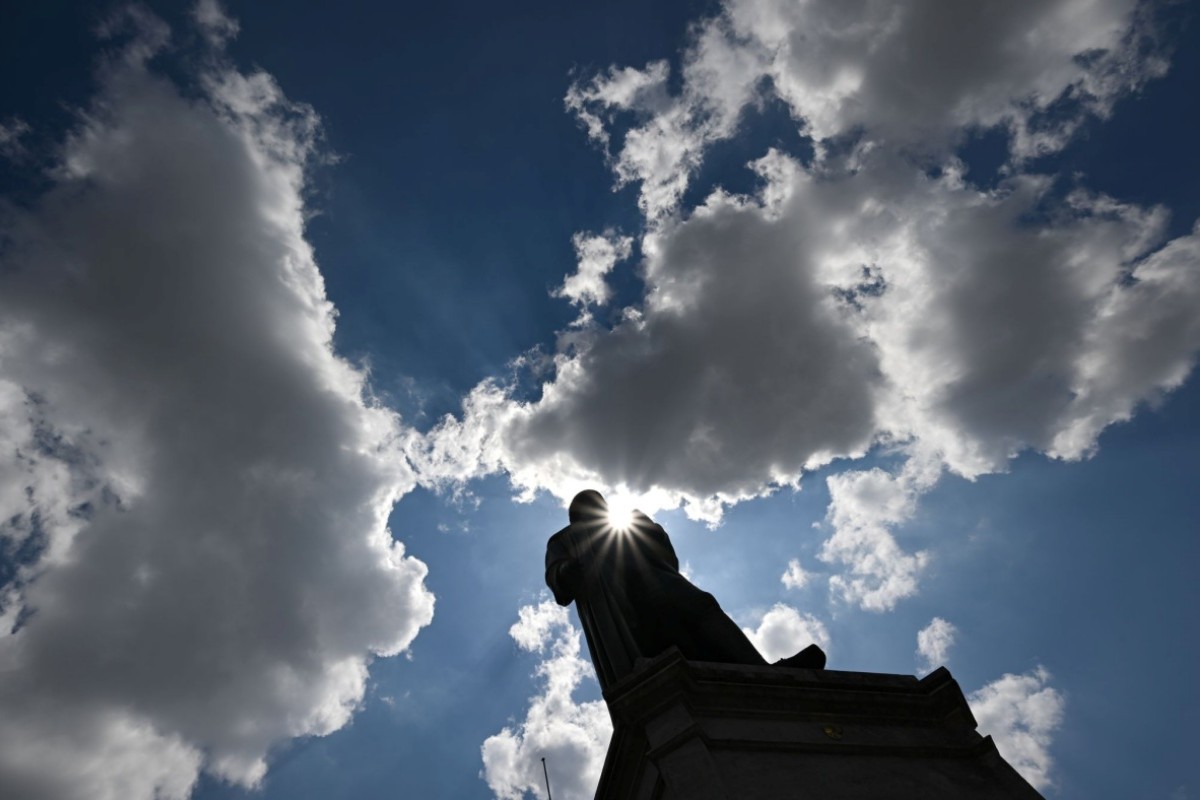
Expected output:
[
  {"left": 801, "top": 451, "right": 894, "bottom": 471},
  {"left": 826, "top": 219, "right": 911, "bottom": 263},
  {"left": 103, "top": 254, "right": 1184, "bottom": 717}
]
[{"left": 546, "top": 489, "right": 825, "bottom": 692}]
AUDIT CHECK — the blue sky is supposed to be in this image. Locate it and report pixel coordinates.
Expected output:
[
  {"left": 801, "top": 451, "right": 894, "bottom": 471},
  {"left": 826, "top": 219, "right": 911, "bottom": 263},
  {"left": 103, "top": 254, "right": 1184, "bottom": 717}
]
[{"left": 0, "top": 2, "right": 1197, "bottom": 799}]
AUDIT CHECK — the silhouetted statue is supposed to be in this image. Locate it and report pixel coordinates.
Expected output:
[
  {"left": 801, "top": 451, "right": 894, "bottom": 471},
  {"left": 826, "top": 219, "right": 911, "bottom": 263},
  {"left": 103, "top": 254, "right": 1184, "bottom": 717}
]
[{"left": 546, "top": 489, "right": 825, "bottom": 692}]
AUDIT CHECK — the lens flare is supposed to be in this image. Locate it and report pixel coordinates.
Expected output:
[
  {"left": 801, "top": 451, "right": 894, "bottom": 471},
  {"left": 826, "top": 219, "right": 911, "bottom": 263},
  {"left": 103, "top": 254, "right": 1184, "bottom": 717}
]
[{"left": 605, "top": 496, "right": 637, "bottom": 531}]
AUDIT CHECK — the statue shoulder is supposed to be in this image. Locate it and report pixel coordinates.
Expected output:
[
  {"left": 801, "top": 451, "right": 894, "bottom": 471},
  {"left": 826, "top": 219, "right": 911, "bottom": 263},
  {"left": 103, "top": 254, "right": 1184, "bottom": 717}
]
[
  {"left": 632, "top": 510, "right": 668, "bottom": 536},
  {"left": 547, "top": 524, "right": 574, "bottom": 547}
]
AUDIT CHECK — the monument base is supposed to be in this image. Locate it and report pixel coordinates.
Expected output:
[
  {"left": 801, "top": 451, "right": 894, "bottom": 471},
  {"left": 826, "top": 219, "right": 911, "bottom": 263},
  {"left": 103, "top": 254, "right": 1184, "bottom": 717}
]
[{"left": 595, "top": 648, "right": 1044, "bottom": 799}]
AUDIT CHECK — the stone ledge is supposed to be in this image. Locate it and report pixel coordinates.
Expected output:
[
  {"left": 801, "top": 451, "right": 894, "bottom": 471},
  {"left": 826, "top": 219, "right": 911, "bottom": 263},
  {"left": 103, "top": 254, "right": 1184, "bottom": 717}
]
[{"left": 595, "top": 648, "right": 1044, "bottom": 800}]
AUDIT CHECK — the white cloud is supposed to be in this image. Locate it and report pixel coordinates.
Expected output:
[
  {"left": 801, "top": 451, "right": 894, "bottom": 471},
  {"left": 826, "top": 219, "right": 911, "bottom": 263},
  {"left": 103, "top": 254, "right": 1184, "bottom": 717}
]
[
  {"left": 414, "top": 144, "right": 1200, "bottom": 529},
  {"left": 554, "top": 231, "right": 634, "bottom": 309},
  {"left": 915, "top": 617, "right": 957, "bottom": 675},
  {"left": 820, "top": 455, "right": 938, "bottom": 611},
  {"left": 408, "top": 0, "right": 1200, "bottom": 609},
  {"left": 481, "top": 600, "right": 612, "bottom": 800},
  {"left": 728, "top": 0, "right": 1164, "bottom": 158},
  {"left": 565, "top": 0, "right": 1165, "bottom": 219},
  {"left": 780, "top": 558, "right": 811, "bottom": 590},
  {"left": 565, "top": 29, "right": 765, "bottom": 222},
  {"left": 0, "top": 10, "right": 433, "bottom": 799},
  {"left": 741, "top": 603, "right": 830, "bottom": 663},
  {"left": 0, "top": 117, "right": 30, "bottom": 160},
  {"left": 192, "top": 0, "right": 239, "bottom": 47},
  {"left": 969, "top": 666, "right": 1066, "bottom": 791},
  {"left": 509, "top": 599, "right": 572, "bottom": 653}
]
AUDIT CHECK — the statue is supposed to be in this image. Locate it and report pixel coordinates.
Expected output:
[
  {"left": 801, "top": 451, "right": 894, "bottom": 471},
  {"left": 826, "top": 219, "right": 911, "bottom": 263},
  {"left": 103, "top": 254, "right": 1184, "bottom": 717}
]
[{"left": 545, "top": 489, "right": 826, "bottom": 692}]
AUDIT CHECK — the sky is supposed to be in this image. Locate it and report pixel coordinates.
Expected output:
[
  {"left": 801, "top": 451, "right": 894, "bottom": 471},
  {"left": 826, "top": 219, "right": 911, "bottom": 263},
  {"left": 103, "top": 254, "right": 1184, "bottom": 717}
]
[{"left": 0, "top": 1, "right": 1197, "bottom": 798}]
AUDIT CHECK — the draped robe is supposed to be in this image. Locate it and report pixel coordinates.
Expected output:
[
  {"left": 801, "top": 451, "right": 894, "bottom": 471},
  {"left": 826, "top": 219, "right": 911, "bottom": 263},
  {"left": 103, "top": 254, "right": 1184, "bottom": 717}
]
[{"left": 545, "top": 511, "right": 765, "bottom": 692}]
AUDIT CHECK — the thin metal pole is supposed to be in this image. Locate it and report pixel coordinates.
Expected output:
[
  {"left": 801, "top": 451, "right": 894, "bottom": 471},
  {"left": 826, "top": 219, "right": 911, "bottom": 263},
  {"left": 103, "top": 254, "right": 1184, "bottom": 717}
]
[{"left": 541, "top": 756, "right": 553, "bottom": 800}]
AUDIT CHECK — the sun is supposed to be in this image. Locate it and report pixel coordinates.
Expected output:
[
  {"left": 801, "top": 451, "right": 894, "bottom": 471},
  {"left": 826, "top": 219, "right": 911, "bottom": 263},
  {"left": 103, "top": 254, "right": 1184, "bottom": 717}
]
[{"left": 605, "top": 496, "right": 637, "bottom": 531}]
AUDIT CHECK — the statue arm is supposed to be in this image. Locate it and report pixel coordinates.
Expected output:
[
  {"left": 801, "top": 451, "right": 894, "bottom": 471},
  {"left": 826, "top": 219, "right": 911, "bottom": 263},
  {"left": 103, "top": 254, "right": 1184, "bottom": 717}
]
[{"left": 545, "top": 530, "right": 582, "bottom": 606}]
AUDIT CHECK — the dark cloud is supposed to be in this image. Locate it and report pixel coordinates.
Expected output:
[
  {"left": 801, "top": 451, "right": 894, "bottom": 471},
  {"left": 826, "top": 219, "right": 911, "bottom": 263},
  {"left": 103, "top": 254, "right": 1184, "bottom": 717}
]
[
  {"left": 510, "top": 193, "right": 881, "bottom": 501},
  {"left": 737, "top": 0, "right": 1164, "bottom": 154},
  {"left": 413, "top": 0, "right": 1200, "bottom": 611},
  {"left": 0, "top": 11, "right": 432, "bottom": 798}
]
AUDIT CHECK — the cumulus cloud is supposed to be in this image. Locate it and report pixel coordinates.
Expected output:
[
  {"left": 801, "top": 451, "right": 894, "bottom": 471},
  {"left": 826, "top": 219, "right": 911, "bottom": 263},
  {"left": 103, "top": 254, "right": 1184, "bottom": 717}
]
[
  {"left": 915, "top": 617, "right": 957, "bottom": 675},
  {"left": 741, "top": 603, "right": 830, "bottom": 662},
  {"left": 509, "top": 598, "right": 573, "bottom": 653},
  {"left": 481, "top": 600, "right": 612, "bottom": 800},
  {"left": 408, "top": 0, "right": 1200, "bottom": 610},
  {"left": 566, "top": 0, "right": 1167, "bottom": 218},
  {"left": 727, "top": 0, "right": 1166, "bottom": 159},
  {"left": 969, "top": 667, "right": 1066, "bottom": 791},
  {"left": 0, "top": 7, "right": 433, "bottom": 798},
  {"left": 780, "top": 557, "right": 811, "bottom": 590},
  {"left": 0, "top": 117, "right": 30, "bottom": 160},
  {"left": 820, "top": 455, "right": 938, "bottom": 611},
  {"left": 565, "top": 16, "right": 767, "bottom": 221},
  {"left": 554, "top": 230, "right": 634, "bottom": 309},
  {"left": 192, "top": 0, "right": 239, "bottom": 46}
]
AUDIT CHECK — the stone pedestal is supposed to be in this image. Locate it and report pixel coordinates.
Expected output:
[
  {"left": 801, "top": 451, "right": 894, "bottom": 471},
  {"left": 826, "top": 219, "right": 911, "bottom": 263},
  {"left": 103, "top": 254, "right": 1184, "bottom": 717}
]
[{"left": 595, "top": 648, "right": 1043, "bottom": 799}]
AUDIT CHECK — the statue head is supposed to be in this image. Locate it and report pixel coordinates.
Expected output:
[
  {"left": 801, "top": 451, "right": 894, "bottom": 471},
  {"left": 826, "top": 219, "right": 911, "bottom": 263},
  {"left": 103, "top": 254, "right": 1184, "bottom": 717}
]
[{"left": 569, "top": 489, "right": 607, "bottom": 524}]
